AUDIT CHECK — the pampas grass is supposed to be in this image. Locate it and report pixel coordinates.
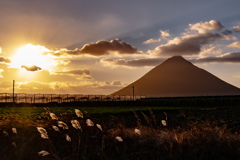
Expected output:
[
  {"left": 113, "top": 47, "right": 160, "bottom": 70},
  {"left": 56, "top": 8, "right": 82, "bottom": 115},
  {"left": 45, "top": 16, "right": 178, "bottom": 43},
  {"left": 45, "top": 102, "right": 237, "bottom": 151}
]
[
  {"left": 12, "top": 142, "right": 16, "bottom": 148},
  {"left": 86, "top": 119, "right": 94, "bottom": 126},
  {"left": 37, "top": 127, "right": 49, "bottom": 139},
  {"left": 65, "top": 134, "right": 71, "bottom": 142},
  {"left": 1, "top": 107, "right": 240, "bottom": 160},
  {"left": 50, "top": 112, "right": 58, "bottom": 120},
  {"left": 58, "top": 121, "right": 68, "bottom": 129},
  {"left": 3, "top": 130, "right": 8, "bottom": 136},
  {"left": 71, "top": 120, "right": 82, "bottom": 131},
  {"left": 96, "top": 124, "right": 103, "bottom": 132},
  {"left": 161, "top": 120, "right": 167, "bottom": 126},
  {"left": 116, "top": 136, "right": 123, "bottom": 142},
  {"left": 38, "top": 150, "right": 50, "bottom": 156},
  {"left": 134, "top": 128, "right": 141, "bottom": 135},
  {"left": 12, "top": 128, "right": 17, "bottom": 134},
  {"left": 75, "top": 109, "right": 83, "bottom": 118},
  {"left": 52, "top": 125, "right": 60, "bottom": 132}
]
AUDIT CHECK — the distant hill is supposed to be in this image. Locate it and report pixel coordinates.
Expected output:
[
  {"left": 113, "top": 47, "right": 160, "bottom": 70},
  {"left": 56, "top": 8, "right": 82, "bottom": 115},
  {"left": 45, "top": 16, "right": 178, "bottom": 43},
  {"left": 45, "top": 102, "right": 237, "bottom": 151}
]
[{"left": 112, "top": 56, "right": 240, "bottom": 97}]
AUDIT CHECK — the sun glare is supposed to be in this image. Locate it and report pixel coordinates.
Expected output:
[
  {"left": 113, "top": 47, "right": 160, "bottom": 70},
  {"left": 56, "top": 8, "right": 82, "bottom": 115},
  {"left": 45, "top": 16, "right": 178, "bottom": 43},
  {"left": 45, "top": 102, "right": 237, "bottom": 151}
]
[{"left": 11, "top": 44, "right": 53, "bottom": 70}]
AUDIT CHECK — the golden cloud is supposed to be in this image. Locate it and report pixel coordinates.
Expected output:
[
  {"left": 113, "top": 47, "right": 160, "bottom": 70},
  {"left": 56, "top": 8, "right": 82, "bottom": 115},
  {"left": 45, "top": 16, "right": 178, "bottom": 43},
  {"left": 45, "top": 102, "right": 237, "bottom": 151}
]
[
  {"left": 189, "top": 20, "right": 224, "bottom": 34},
  {"left": 228, "top": 41, "right": 240, "bottom": 48}
]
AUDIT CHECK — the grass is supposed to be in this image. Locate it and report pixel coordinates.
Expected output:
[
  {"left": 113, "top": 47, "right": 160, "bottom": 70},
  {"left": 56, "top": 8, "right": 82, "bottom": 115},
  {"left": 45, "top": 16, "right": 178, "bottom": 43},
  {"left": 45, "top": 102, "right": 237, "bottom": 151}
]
[{"left": 0, "top": 105, "right": 240, "bottom": 159}]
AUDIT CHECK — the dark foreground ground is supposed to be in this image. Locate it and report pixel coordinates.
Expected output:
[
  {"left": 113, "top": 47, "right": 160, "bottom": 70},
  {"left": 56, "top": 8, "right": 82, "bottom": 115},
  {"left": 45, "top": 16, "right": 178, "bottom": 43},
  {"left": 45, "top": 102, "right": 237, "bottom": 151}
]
[{"left": 1, "top": 101, "right": 240, "bottom": 159}]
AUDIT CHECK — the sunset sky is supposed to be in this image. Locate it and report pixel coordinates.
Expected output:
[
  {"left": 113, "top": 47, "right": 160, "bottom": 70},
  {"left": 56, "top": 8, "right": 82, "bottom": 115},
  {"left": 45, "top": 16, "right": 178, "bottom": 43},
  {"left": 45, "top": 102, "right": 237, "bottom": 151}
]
[{"left": 0, "top": 0, "right": 240, "bottom": 94}]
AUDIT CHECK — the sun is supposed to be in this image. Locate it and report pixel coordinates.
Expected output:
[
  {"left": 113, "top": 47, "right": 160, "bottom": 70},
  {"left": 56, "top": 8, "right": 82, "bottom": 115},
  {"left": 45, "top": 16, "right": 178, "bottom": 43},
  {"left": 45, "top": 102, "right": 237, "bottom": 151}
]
[{"left": 11, "top": 44, "right": 53, "bottom": 70}]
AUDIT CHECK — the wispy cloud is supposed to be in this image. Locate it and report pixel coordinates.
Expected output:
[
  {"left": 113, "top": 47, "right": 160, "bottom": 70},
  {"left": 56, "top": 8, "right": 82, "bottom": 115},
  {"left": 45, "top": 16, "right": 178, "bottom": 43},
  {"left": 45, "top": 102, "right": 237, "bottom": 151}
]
[
  {"left": 228, "top": 41, "right": 240, "bottom": 48},
  {"left": 53, "top": 69, "right": 93, "bottom": 80},
  {"left": 191, "top": 52, "right": 240, "bottom": 63},
  {"left": 143, "top": 30, "right": 170, "bottom": 44},
  {"left": 100, "top": 58, "right": 165, "bottom": 68},
  {"left": 199, "top": 45, "right": 222, "bottom": 58},
  {"left": 160, "top": 30, "right": 170, "bottom": 37},
  {"left": 143, "top": 38, "right": 161, "bottom": 44}
]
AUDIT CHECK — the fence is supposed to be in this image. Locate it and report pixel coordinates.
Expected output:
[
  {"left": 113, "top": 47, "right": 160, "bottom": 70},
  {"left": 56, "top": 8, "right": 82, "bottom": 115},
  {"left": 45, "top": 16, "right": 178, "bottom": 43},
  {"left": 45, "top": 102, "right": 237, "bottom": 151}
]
[{"left": 0, "top": 93, "right": 146, "bottom": 103}]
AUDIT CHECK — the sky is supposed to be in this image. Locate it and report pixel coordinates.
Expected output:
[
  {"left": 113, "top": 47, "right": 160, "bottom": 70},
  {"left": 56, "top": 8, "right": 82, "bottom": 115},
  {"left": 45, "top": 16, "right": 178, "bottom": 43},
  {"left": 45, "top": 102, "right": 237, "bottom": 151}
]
[{"left": 0, "top": 0, "right": 240, "bottom": 95}]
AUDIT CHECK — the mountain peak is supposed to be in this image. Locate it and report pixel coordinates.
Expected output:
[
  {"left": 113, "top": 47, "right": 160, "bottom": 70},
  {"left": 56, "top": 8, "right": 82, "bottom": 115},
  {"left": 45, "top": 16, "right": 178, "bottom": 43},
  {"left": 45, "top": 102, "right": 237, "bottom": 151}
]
[
  {"left": 168, "top": 55, "right": 187, "bottom": 61},
  {"left": 159, "top": 55, "right": 193, "bottom": 67},
  {"left": 171, "top": 55, "right": 184, "bottom": 58}
]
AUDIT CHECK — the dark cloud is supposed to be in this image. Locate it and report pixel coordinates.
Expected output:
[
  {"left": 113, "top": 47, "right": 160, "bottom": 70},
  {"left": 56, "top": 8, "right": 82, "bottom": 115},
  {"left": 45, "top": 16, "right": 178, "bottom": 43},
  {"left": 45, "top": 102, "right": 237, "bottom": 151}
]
[
  {"left": 101, "top": 58, "right": 165, "bottom": 67},
  {"left": 54, "top": 39, "right": 138, "bottom": 56},
  {"left": 222, "top": 29, "right": 232, "bottom": 35},
  {"left": 0, "top": 56, "right": 11, "bottom": 63},
  {"left": 149, "top": 32, "right": 232, "bottom": 56},
  {"left": 190, "top": 52, "right": 240, "bottom": 63},
  {"left": 21, "top": 65, "right": 42, "bottom": 71}
]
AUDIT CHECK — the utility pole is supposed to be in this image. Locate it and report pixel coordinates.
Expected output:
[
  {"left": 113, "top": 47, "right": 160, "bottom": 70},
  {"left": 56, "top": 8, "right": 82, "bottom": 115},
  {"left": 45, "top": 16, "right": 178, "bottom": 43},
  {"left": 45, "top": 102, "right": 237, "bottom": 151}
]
[
  {"left": 13, "top": 80, "right": 15, "bottom": 103},
  {"left": 132, "top": 86, "right": 134, "bottom": 100}
]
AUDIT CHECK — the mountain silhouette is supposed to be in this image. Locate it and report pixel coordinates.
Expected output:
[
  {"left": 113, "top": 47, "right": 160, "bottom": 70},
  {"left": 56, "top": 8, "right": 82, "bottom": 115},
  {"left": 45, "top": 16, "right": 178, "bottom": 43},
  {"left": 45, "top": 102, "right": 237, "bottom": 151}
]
[{"left": 112, "top": 56, "right": 240, "bottom": 97}]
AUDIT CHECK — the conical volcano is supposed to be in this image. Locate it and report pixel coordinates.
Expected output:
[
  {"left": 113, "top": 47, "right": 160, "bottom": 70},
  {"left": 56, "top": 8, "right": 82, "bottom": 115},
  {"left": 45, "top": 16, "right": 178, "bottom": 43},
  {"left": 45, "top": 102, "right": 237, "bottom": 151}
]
[{"left": 112, "top": 56, "right": 240, "bottom": 97}]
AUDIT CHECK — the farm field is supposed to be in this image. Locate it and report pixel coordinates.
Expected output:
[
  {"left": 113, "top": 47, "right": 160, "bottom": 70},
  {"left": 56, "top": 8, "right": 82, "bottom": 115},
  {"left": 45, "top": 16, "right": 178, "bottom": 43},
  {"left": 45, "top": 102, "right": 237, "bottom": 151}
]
[{"left": 0, "top": 104, "right": 240, "bottom": 160}]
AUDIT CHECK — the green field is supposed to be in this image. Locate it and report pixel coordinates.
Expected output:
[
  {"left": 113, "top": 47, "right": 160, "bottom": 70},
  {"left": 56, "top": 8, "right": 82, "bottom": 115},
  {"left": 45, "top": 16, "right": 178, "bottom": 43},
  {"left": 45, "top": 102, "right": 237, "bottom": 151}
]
[{"left": 0, "top": 105, "right": 216, "bottom": 117}]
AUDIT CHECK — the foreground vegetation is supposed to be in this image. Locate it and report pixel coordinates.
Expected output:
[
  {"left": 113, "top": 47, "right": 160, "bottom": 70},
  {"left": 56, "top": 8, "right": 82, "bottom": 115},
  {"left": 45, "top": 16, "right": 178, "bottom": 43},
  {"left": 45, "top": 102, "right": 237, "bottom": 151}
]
[{"left": 1, "top": 105, "right": 240, "bottom": 160}]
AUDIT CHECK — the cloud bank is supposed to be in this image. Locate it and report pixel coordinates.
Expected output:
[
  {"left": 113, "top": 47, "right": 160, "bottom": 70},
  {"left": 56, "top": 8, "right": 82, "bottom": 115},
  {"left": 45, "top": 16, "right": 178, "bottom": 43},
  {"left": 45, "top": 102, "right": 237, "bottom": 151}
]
[
  {"left": 101, "top": 52, "right": 240, "bottom": 68},
  {"left": 143, "top": 38, "right": 161, "bottom": 44},
  {"left": 53, "top": 39, "right": 138, "bottom": 57},
  {"left": 54, "top": 69, "right": 93, "bottom": 79},
  {"left": 148, "top": 32, "right": 231, "bottom": 57},
  {"left": 145, "top": 20, "right": 238, "bottom": 57},
  {"left": 100, "top": 58, "right": 165, "bottom": 67},
  {"left": 191, "top": 52, "right": 240, "bottom": 63}
]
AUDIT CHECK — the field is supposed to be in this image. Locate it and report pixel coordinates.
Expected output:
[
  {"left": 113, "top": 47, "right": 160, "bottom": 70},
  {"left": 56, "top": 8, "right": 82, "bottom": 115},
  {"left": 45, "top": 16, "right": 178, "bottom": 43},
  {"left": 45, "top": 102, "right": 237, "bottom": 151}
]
[{"left": 1, "top": 103, "right": 240, "bottom": 160}]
